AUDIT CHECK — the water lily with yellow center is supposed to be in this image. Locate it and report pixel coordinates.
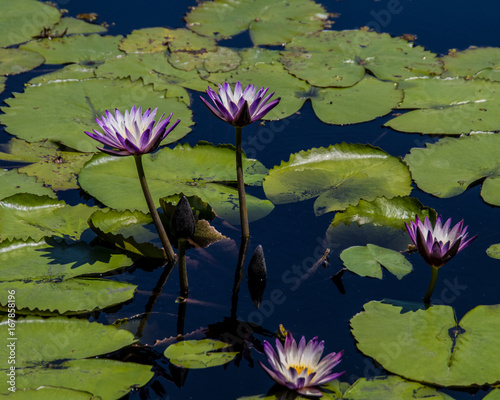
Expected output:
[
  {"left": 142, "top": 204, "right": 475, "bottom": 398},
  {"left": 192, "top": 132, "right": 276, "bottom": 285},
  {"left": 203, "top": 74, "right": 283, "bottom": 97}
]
[{"left": 259, "top": 333, "right": 344, "bottom": 397}]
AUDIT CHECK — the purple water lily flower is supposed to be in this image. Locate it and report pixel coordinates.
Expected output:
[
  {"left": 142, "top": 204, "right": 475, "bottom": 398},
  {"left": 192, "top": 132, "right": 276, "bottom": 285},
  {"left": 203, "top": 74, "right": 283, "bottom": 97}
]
[
  {"left": 200, "top": 81, "right": 280, "bottom": 127},
  {"left": 85, "top": 106, "right": 180, "bottom": 156},
  {"left": 405, "top": 215, "right": 477, "bottom": 268},
  {"left": 259, "top": 333, "right": 344, "bottom": 397}
]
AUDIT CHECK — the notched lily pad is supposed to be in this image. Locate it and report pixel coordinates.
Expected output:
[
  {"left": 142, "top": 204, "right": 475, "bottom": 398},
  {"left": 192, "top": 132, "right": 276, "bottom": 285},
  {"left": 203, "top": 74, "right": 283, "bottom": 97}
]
[
  {"left": 0, "top": 48, "right": 45, "bottom": 76},
  {"left": 280, "top": 30, "right": 442, "bottom": 87},
  {"left": 164, "top": 339, "right": 238, "bottom": 369},
  {"left": 404, "top": 134, "right": 500, "bottom": 205},
  {"left": 0, "top": 169, "right": 56, "bottom": 200},
  {"left": 340, "top": 244, "right": 413, "bottom": 280},
  {"left": 350, "top": 301, "right": 500, "bottom": 387},
  {"left": 20, "top": 34, "right": 123, "bottom": 65},
  {"left": 185, "top": 0, "right": 329, "bottom": 46},
  {"left": 385, "top": 77, "right": 500, "bottom": 134},
  {"left": 168, "top": 46, "right": 241, "bottom": 73},
  {"left": 0, "top": 77, "right": 193, "bottom": 153},
  {"left": 441, "top": 47, "right": 500, "bottom": 81},
  {"left": 52, "top": 17, "right": 107, "bottom": 35},
  {"left": 263, "top": 143, "right": 412, "bottom": 215}
]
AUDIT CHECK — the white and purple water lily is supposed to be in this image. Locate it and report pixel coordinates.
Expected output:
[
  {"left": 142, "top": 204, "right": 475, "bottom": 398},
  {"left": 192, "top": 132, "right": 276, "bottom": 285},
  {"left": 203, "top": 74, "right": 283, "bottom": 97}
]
[
  {"left": 200, "top": 81, "right": 280, "bottom": 127},
  {"left": 405, "top": 215, "right": 477, "bottom": 268},
  {"left": 85, "top": 106, "right": 180, "bottom": 156},
  {"left": 259, "top": 333, "right": 344, "bottom": 397}
]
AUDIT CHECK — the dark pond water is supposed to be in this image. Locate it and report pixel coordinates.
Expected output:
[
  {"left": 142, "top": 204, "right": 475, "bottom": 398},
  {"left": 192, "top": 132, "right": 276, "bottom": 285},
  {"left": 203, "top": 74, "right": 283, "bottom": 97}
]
[{"left": 3, "top": 0, "right": 500, "bottom": 399}]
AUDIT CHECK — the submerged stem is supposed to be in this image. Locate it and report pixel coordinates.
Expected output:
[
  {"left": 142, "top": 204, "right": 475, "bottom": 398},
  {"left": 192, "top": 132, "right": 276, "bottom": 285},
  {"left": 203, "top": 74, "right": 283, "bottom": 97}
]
[
  {"left": 423, "top": 266, "right": 439, "bottom": 305},
  {"left": 178, "top": 239, "right": 189, "bottom": 298},
  {"left": 235, "top": 126, "right": 250, "bottom": 239},
  {"left": 134, "top": 155, "right": 176, "bottom": 263}
]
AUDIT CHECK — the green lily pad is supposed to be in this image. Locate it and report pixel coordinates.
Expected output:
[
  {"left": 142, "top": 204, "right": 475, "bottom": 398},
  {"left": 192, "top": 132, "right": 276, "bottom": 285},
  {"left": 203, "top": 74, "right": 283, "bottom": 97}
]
[
  {"left": 484, "top": 390, "right": 500, "bottom": 400},
  {"left": 385, "top": 77, "right": 500, "bottom": 134},
  {"left": 95, "top": 53, "right": 205, "bottom": 96},
  {"left": 263, "top": 143, "right": 412, "bottom": 215},
  {"left": 340, "top": 244, "right": 413, "bottom": 280},
  {"left": 169, "top": 46, "right": 241, "bottom": 73},
  {"left": 0, "top": 76, "right": 5, "bottom": 94},
  {"left": 164, "top": 339, "right": 238, "bottom": 369},
  {"left": 0, "top": 48, "right": 45, "bottom": 76},
  {"left": 404, "top": 134, "right": 500, "bottom": 205},
  {"left": 164, "top": 27, "right": 218, "bottom": 53},
  {"left": 185, "top": 0, "right": 329, "bottom": 46},
  {"left": 280, "top": 30, "right": 442, "bottom": 87},
  {"left": 78, "top": 143, "right": 274, "bottom": 224},
  {"left": 0, "top": 238, "right": 135, "bottom": 314},
  {"left": 4, "top": 387, "right": 96, "bottom": 399},
  {"left": 88, "top": 209, "right": 164, "bottom": 259},
  {"left": 0, "top": 194, "right": 97, "bottom": 242},
  {"left": 53, "top": 17, "right": 107, "bottom": 35},
  {"left": 0, "top": 78, "right": 193, "bottom": 153},
  {"left": 486, "top": 243, "right": 500, "bottom": 259},
  {"left": 0, "top": 139, "right": 94, "bottom": 191},
  {"left": 20, "top": 34, "right": 123, "bottom": 65},
  {"left": 350, "top": 301, "right": 500, "bottom": 387},
  {"left": 441, "top": 47, "right": 500, "bottom": 81},
  {"left": 120, "top": 27, "right": 171, "bottom": 53},
  {"left": 0, "top": 317, "right": 152, "bottom": 398},
  {"left": 28, "top": 64, "right": 97, "bottom": 85},
  {"left": 330, "top": 196, "right": 436, "bottom": 229},
  {"left": 0, "top": 0, "right": 61, "bottom": 47},
  {"left": 0, "top": 169, "right": 56, "bottom": 200},
  {"left": 343, "top": 375, "right": 455, "bottom": 399}
]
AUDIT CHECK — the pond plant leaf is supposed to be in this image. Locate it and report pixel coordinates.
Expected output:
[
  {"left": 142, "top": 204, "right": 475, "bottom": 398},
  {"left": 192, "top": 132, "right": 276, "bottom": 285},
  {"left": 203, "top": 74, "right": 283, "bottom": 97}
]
[
  {"left": 53, "top": 17, "right": 107, "bottom": 35},
  {"left": 343, "top": 375, "right": 455, "bottom": 399},
  {"left": 20, "top": 34, "right": 123, "bottom": 65},
  {"left": 263, "top": 143, "right": 412, "bottom": 215},
  {"left": 0, "top": 317, "right": 153, "bottom": 398},
  {"left": 28, "top": 64, "right": 98, "bottom": 85},
  {"left": 0, "top": 48, "right": 45, "bottom": 76},
  {"left": 184, "top": 0, "right": 329, "bottom": 46},
  {"left": 330, "top": 196, "right": 436, "bottom": 229},
  {"left": 120, "top": 27, "right": 171, "bottom": 53},
  {"left": 0, "top": 238, "right": 135, "bottom": 314},
  {"left": 483, "top": 389, "right": 500, "bottom": 400},
  {"left": 280, "top": 30, "right": 442, "bottom": 87},
  {"left": 385, "top": 77, "right": 500, "bottom": 134},
  {"left": 0, "top": 76, "right": 5, "bottom": 95},
  {"left": 169, "top": 46, "right": 242, "bottom": 73},
  {"left": 404, "top": 134, "right": 500, "bottom": 205},
  {"left": 486, "top": 243, "right": 500, "bottom": 260},
  {"left": 5, "top": 387, "right": 97, "bottom": 399},
  {"left": 0, "top": 78, "right": 193, "bottom": 153},
  {"left": 164, "top": 339, "right": 238, "bottom": 369},
  {"left": 0, "top": 0, "right": 61, "bottom": 48},
  {"left": 95, "top": 53, "right": 206, "bottom": 96},
  {"left": 0, "top": 169, "right": 56, "bottom": 200},
  {"left": 441, "top": 47, "right": 500, "bottom": 81},
  {"left": 0, "top": 194, "right": 97, "bottom": 242},
  {"left": 78, "top": 143, "right": 274, "bottom": 224},
  {"left": 350, "top": 301, "right": 500, "bottom": 387},
  {"left": 340, "top": 244, "right": 413, "bottom": 280},
  {"left": 88, "top": 209, "right": 165, "bottom": 259}
]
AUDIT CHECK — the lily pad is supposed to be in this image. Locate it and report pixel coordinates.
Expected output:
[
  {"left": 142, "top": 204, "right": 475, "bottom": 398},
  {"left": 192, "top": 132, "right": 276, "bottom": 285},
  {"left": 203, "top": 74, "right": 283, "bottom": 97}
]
[
  {"left": 4, "top": 387, "right": 96, "bottom": 399},
  {"left": 280, "top": 30, "right": 442, "bottom": 87},
  {"left": 0, "top": 139, "right": 94, "bottom": 191},
  {"left": 330, "top": 196, "right": 436, "bottom": 229},
  {"left": 164, "top": 339, "right": 238, "bottom": 369},
  {"left": 441, "top": 47, "right": 500, "bottom": 81},
  {"left": 0, "top": 194, "right": 97, "bottom": 242},
  {"left": 20, "top": 34, "right": 123, "bottom": 65},
  {"left": 484, "top": 390, "right": 500, "bottom": 400},
  {"left": 120, "top": 27, "right": 171, "bottom": 53},
  {"left": 340, "top": 244, "right": 413, "bottom": 280},
  {"left": 88, "top": 209, "right": 164, "bottom": 259},
  {"left": 404, "top": 134, "right": 500, "bottom": 205},
  {"left": 0, "top": 76, "right": 5, "bottom": 94},
  {"left": 78, "top": 143, "right": 274, "bottom": 224},
  {"left": 0, "top": 78, "right": 193, "bottom": 153},
  {"left": 385, "top": 77, "right": 500, "bottom": 134},
  {"left": 0, "top": 238, "right": 135, "bottom": 314},
  {"left": 0, "top": 317, "right": 153, "bottom": 398},
  {"left": 0, "top": 169, "right": 56, "bottom": 200},
  {"left": 169, "top": 46, "right": 242, "bottom": 73},
  {"left": 0, "top": 0, "right": 61, "bottom": 47},
  {"left": 185, "top": 0, "right": 329, "bottom": 46},
  {"left": 486, "top": 243, "right": 500, "bottom": 259},
  {"left": 0, "top": 48, "right": 45, "bottom": 76},
  {"left": 53, "top": 17, "right": 107, "bottom": 35},
  {"left": 95, "top": 53, "right": 206, "bottom": 95},
  {"left": 343, "top": 375, "right": 455, "bottom": 399},
  {"left": 263, "top": 143, "right": 412, "bottom": 215},
  {"left": 28, "top": 64, "right": 98, "bottom": 85},
  {"left": 350, "top": 301, "right": 500, "bottom": 387}
]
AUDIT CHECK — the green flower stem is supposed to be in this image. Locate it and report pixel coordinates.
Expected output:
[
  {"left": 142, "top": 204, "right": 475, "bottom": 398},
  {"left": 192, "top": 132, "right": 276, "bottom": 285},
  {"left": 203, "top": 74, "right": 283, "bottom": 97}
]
[
  {"left": 423, "top": 266, "right": 439, "bottom": 304},
  {"left": 178, "top": 239, "right": 189, "bottom": 298},
  {"left": 134, "top": 155, "right": 176, "bottom": 263},
  {"left": 235, "top": 126, "right": 250, "bottom": 239}
]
